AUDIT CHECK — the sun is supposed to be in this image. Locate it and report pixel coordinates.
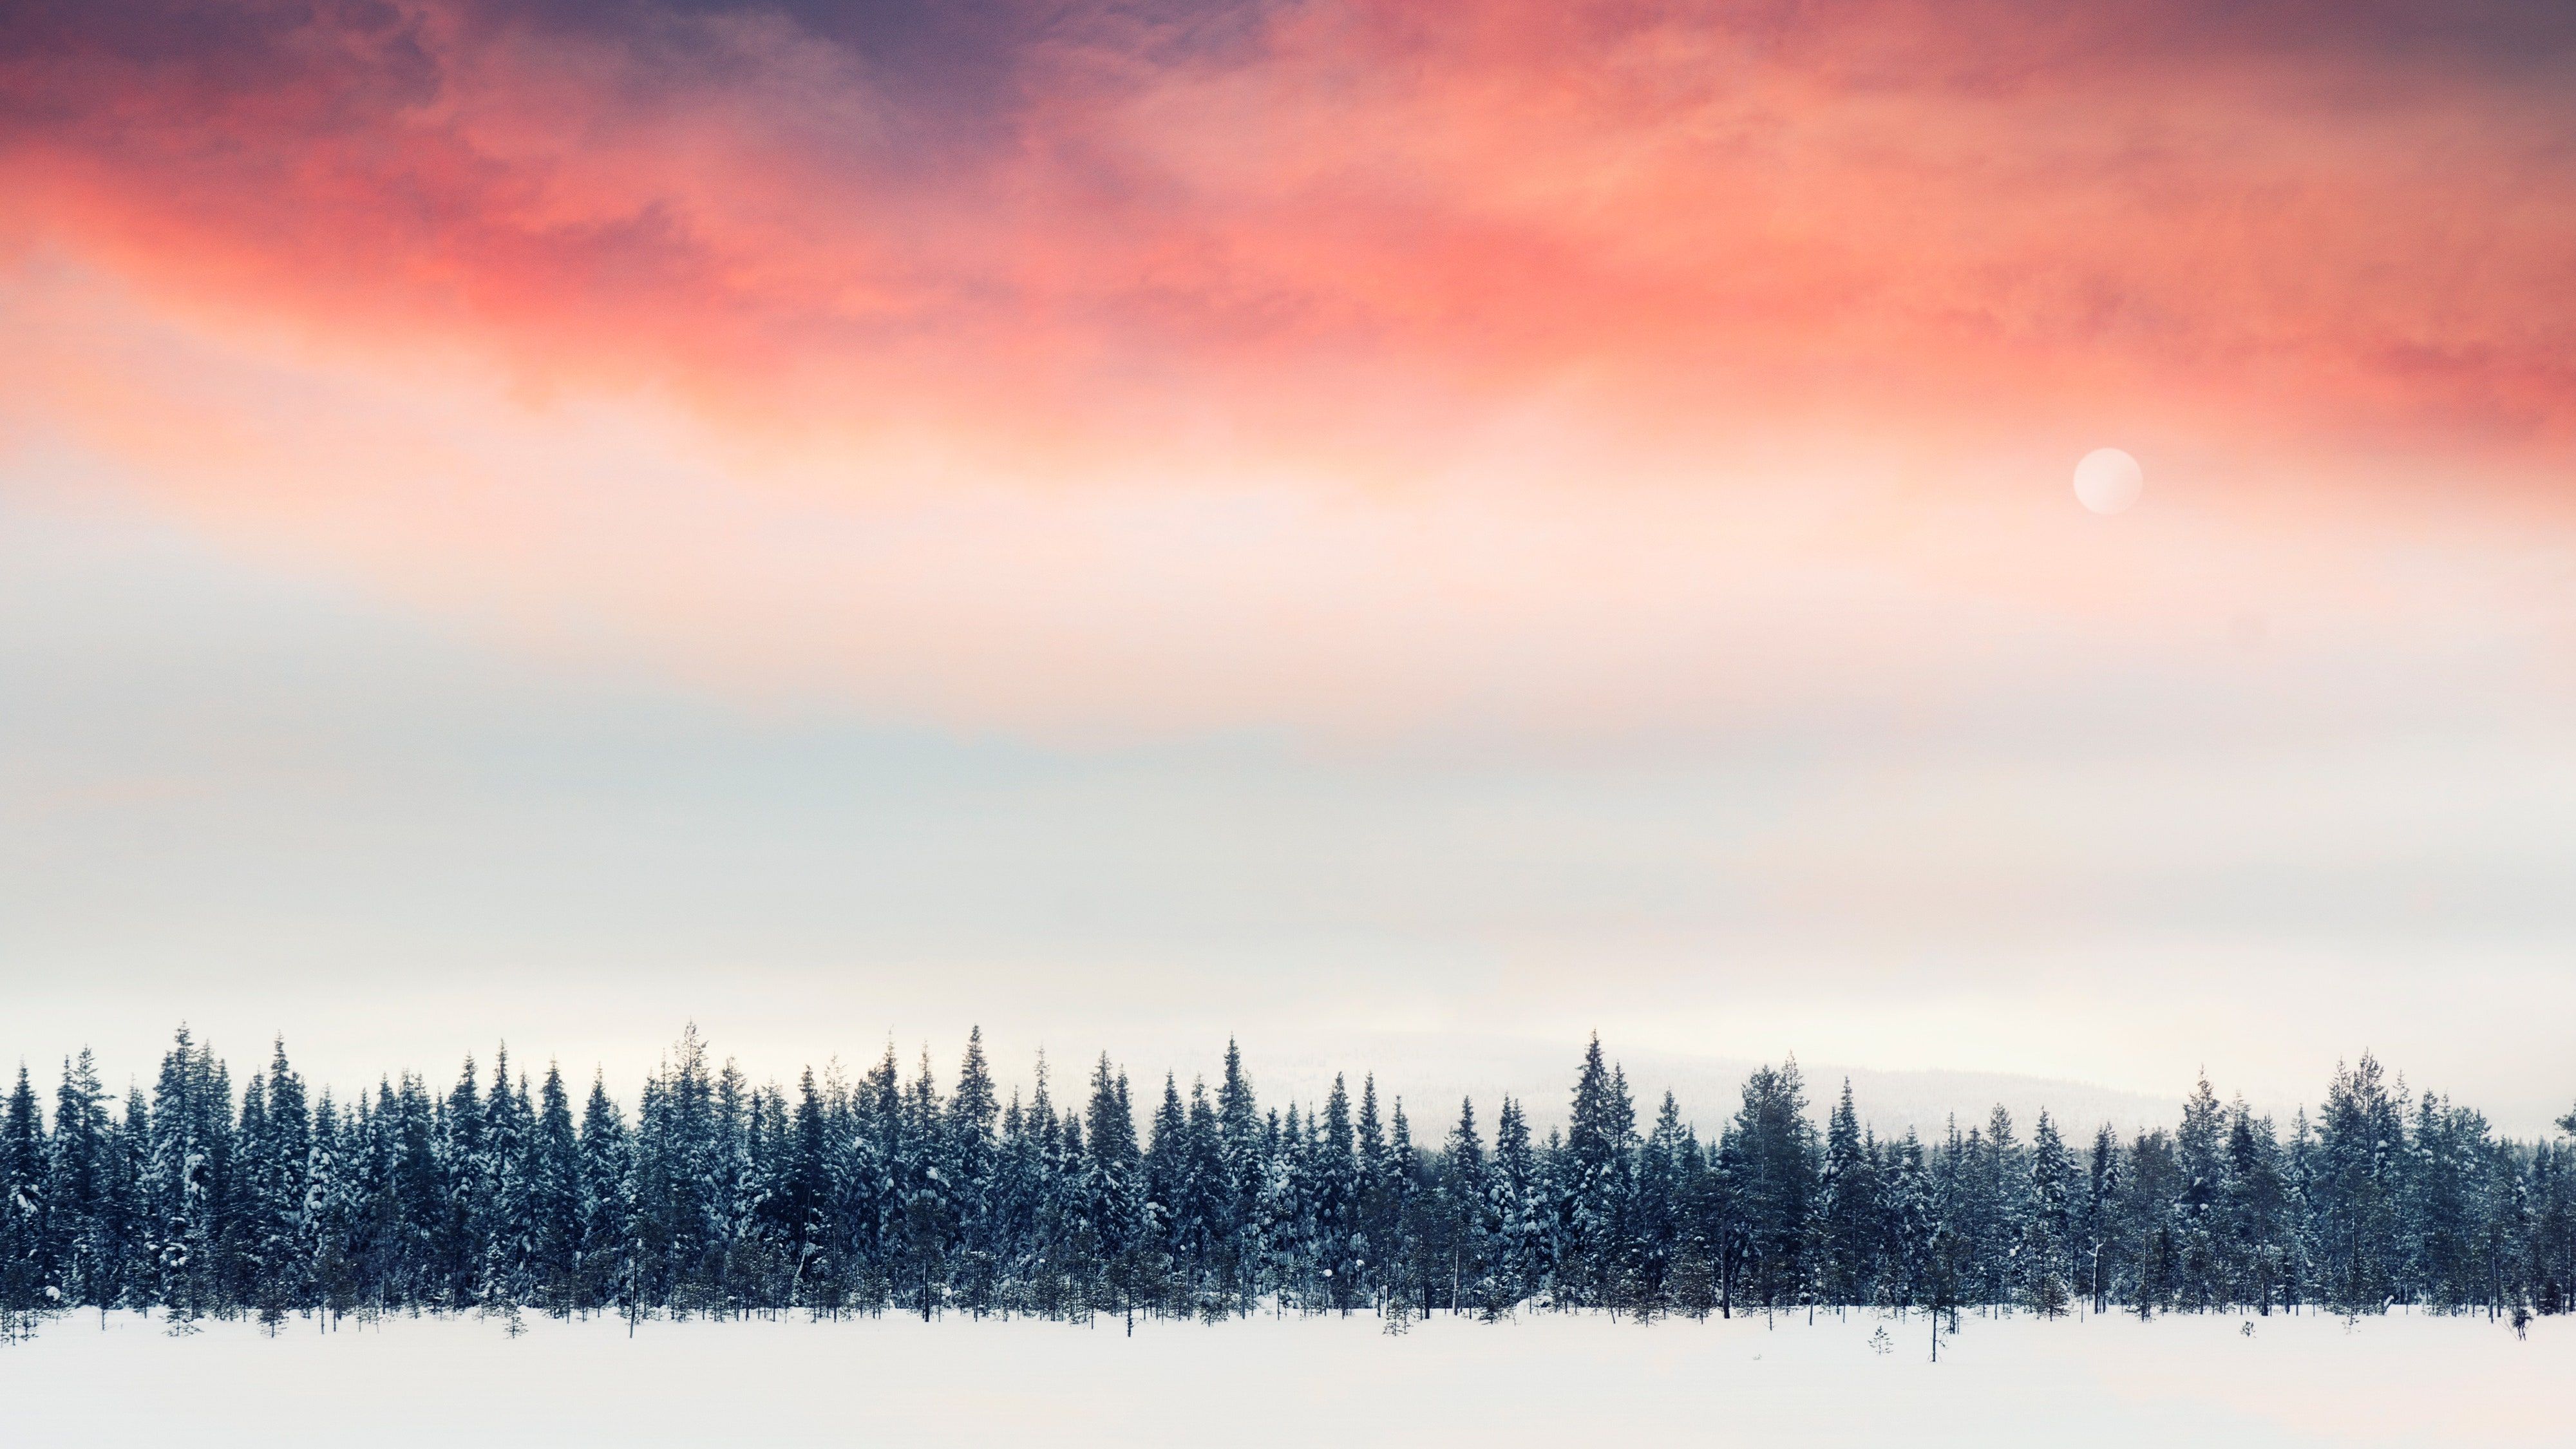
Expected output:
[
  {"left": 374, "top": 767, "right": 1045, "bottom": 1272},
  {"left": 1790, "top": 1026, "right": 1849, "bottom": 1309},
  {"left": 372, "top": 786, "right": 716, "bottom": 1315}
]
[{"left": 2074, "top": 448, "right": 2143, "bottom": 514}]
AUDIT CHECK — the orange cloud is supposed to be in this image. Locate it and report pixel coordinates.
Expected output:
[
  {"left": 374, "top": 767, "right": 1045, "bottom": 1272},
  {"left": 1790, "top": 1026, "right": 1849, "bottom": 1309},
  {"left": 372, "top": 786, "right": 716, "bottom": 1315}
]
[
  {"left": 5, "top": 1, "right": 2573, "bottom": 741},
  {"left": 5, "top": 0, "right": 2571, "bottom": 475}
]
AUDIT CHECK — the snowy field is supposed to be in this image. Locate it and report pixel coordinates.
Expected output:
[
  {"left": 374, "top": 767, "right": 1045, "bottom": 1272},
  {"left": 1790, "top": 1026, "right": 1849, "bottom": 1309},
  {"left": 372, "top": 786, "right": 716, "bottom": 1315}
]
[{"left": 3, "top": 1308, "right": 2561, "bottom": 1448}]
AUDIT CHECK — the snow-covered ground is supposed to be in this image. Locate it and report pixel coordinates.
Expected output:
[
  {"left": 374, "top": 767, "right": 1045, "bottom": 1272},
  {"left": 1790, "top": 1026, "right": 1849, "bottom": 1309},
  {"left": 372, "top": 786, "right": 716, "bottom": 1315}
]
[{"left": 2, "top": 1307, "right": 2560, "bottom": 1447}]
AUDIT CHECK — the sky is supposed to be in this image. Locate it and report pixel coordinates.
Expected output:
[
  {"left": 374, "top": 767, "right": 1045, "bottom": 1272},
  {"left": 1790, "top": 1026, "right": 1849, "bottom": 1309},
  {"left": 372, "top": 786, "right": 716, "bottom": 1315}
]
[{"left": 3, "top": 1, "right": 2574, "bottom": 1133}]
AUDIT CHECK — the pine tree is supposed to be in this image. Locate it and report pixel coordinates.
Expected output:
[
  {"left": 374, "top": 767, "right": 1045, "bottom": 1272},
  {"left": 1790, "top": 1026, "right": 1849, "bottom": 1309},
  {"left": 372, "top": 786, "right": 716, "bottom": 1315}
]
[
  {"left": 1313, "top": 1074, "right": 1359, "bottom": 1312},
  {"left": 480, "top": 1051, "right": 536, "bottom": 1316},
  {"left": 1019, "top": 1056, "right": 1072, "bottom": 1316},
  {"left": 1082, "top": 1055, "right": 1147, "bottom": 1325},
  {"left": 1145, "top": 1073, "right": 1191, "bottom": 1276},
  {"left": 1817, "top": 1081, "right": 1877, "bottom": 1309},
  {"left": 896, "top": 1047, "right": 950, "bottom": 1320},
  {"left": 2222, "top": 1099, "right": 2288, "bottom": 1313},
  {"left": 243, "top": 1038, "right": 312, "bottom": 1328},
  {"left": 1435, "top": 1097, "right": 1486, "bottom": 1313},
  {"left": 1663, "top": 1115, "right": 1719, "bottom": 1322},
  {"left": 1254, "top": 1105, "right": 1306, "bottom": 1311},
  {"left": 2122, "top": 1128, "right": 2181, "bottom": 1317},
  {"left": 741, "top": 1079, "right": 794, "bottom": 1311},
  {"left": 1730, "top": 1060, "right": 1814, "bottom": 1315},
  {"left": 526, "top": 1064, "right": 582, "bottom": 1314},
  {"left": 44, "top": 1051, "right": 109, "bottom": 1314},
  {"left": 2172, "top": 1075, "right": 2228, "bottom": 1311},
  {"left": 2315, "top": 1055, "right": 2403, "bottom": 1314},
  {"left": 1213, "top": 1040, "right": 1260, "bottom": 1309},
  {"left": 146, "top": 1027, "right": 232, "bottom": 1325},
  {"left": 435, "top": 1055, "right": 488, "bottom": 1309},
  {"left": 2403, "top": 1091, "right": 2490, "bottom": 1311},
  {"left": 2076, "top": 1124, "right": 2119, "bottom": 1314},
  {"left": 781, "top": 1066, "right": 833, "bottom": 1310},
  {"left": 574, "top": 1070, "right": 632, "bottom": 1319},
  {"left": 1627, "top": 1092, "right": 1690, "bottom": 1317},
  {"left": 946, "top": 1030, "right": 1000, "bottom": 1314},
  {"left": 1486, "top": 1096, "right": 1545, "bottom": 1316},
  {"left": 1879, "top": 1129, "right": 1931, "bottom": 1314},
  {"left": 1922, "top": 1118, "right": 1973, "bottom": 1327},
  {"left": 1940, "top": 1106, "right": 2021, "bottom": 1309},
  {"left": 2530, "top": 1135, "right": 2576, "bottom": 1316},
  {"left": 708, "top": 1056, "right": 753, "bottom": 1314},
  {"left": 2021, "top": 1110, "right": 2072, "bottom": 1317},
  {"left": 1180, "top": 1078, "right": 1227, "bottom": 1315},
  {"left": 305, "top": 1090, "right": 361, "bottom": 1323},
  {"left": 96, "top": 1086, "right": 153, "bottom": 1318},
  {"left": 2283, "top": 1106, "right": 2318, "bottom": 1312},
  {"left": 1562, "top": 1036, "right": 1636, "bottom": 1306},
  {"left": 1354, "top": 1075, "right": 1389, "bottom": 1306},
  {"left": 1380, "top": 1099, "right": 1426, "bottom": 1320},
  {"left": 384, "top": 1073, "right": 442, "bottom": 1310},
  {"left": 0, "top": 1063, "right": 47, "bottom": 1331}
]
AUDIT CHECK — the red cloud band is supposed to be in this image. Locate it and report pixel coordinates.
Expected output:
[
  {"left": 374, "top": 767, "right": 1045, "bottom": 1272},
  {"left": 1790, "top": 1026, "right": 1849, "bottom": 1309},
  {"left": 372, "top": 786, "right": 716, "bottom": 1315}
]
[{"left": 5, "top": 0, "right": 2573, "bottom": 475}]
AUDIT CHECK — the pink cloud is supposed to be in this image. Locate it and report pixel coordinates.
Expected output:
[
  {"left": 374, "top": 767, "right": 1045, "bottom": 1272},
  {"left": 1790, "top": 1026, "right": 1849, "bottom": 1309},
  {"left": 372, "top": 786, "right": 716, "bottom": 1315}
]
[
  {"left": 3, "top": 0, "right": 2570, "bottom": 470},
  {"left": 5, "top": 1, "right": 2573, "bottom": 741}
]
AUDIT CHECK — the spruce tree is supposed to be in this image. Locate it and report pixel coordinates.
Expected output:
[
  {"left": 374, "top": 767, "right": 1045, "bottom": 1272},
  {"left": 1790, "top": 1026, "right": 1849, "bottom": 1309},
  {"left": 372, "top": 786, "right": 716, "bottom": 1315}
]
[
  {"left": 1081, "top": 1055, "right": 1146, "bottom": 1323},
  {"left": 436, "top": 1055, "right": 488, "bottom": 1309},
  {"left": 574, "top": 1070, "right": 632, "bottom": 1318},
  {"left": 0, "top": 1063, "right": 46, "bottom": 1329},
  {"left": 1354, "top": 1077, "right": 1409, "bottom": 1308},
  {"left": 947, "top": 1029, "right": 1000, "bottom": 1312},
  {"left": 1730, "top": 1061, "right": 1814, "bottom": 1315},
  {"left": 1253, "top": 1105, "right": 1306, "bottom": 1311},
  {"left": 244, "top": 1038, "right": 312, "bottom": 1327},
  {"left": 1314, "top": 1075, "right": 1359, "bottom": 1312},
  {"left": 2172, "top": 1075, "right": 2228, "bottom": 1310},
  {"left": 2022, "top": 1110, "right": 2072, "bottom": 1317},
  {"left": 1976, "top": 1106, "right": 2027, "bottom": 1309},
  {"left": 97, "top": 1086, "right": 153, "bottom": 1318},
  {"left": 1879, "top": 1130, "right": 1932, "bottom": 1314},
  {"left": 1214, "top": 1040, "right": 1260, "bottom": 1309},
  {"left": 2079, "top": 1124, "right": 2119, "bottom": 1314},
  {"left": 45, "top": 1051, "right": 109, "bottom": 1314},
  {"left": 1436, "top": 1097, "right": 1486, "bottom": 1313},
  {"left": 2122, "top": 1128, "right": 2181, "bottom": 1317},
  {"left": 385, "top": 1073, "right": 442, "bottom": 1309},
  {"left": 1382, "top": 1099, "right": 1422, "bottom": 1318},
  {"left": 895, "top": 1048, "right": 950, "bottom": 1319},
  {"left": 2222, "top": 1100, "right": 2288, "bottom": 1313},
  {"left": 1817, "top": 1081, "right": 1877, "bottom": 1309},
  {"left": 146, "top": 1027, "right": 232, "bottom": 1325},
  {"left": 527, "top": 1065, "right": 582, "bottom": 1314},
  {"left": 305, "top": 1090, "right": 362, "bottom": 1323},
  {"left": 1179, "top": 1078, "right": 1227, "bottom": 1314},
  {"left": 481, "top": 1052, "right": 536, "bottom": 1316},
  {"left": 1628, "top": 1092, "right": 1690, "bottom": 1317},
  {"left": 2315, "top": 1056, "right": 2403, "bottom": 1314},
  {"left": 782, "top": 1066, "right": 833, "bottom": 1309},
  {"left": 1145, "top": 1074, "right": 1191, "bottom": 1275},
  {"left": 1562, "top": 1037, "right": 1636, "bottom": 1306},
  {"left": 1486, "top": 1096, "right": 1544, "bottom": 1316}
]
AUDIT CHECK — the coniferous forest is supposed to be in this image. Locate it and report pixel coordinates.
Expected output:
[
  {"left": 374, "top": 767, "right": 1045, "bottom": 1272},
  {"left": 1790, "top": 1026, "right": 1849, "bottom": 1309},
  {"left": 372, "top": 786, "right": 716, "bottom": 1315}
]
[{"left": 2, "top": 1027, "right": 2571, "bottom": 1342}]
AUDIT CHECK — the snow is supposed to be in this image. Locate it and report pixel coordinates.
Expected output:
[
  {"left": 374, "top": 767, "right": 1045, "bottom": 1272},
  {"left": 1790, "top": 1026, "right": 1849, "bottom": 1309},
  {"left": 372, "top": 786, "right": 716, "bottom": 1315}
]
[{"left": 2, "top": 1308, "right": 2561, "bottom": 1447}]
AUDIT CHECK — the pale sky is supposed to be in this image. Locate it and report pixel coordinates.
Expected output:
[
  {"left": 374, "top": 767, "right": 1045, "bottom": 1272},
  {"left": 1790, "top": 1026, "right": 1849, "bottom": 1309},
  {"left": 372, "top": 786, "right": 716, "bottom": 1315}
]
[{"left": 4, "top": 0, "right": 2575, "bottom": 1133}]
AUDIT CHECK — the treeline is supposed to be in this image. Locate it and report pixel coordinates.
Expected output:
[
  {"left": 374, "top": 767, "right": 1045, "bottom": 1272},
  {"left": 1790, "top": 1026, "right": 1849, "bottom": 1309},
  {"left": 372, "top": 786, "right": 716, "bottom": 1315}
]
[{"left": 2, "top": 1027, "right": 2572, "bottom": 1339}]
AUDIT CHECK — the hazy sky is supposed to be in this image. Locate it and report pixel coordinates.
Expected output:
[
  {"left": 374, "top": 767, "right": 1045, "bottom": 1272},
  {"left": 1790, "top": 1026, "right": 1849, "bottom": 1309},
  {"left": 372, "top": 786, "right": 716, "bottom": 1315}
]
[{"left": 3, "top": 1, "right": 2573, "bottom": 1132}]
